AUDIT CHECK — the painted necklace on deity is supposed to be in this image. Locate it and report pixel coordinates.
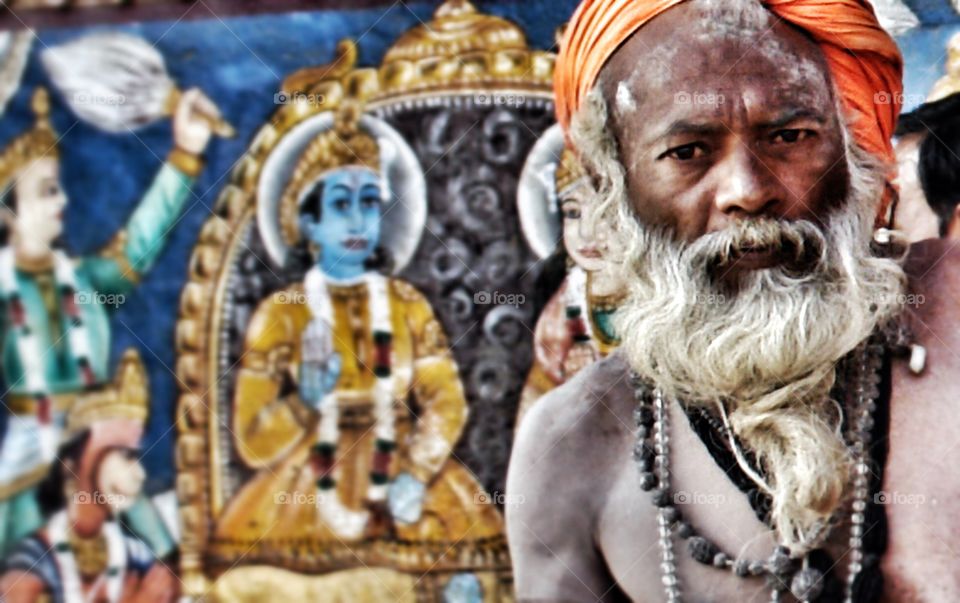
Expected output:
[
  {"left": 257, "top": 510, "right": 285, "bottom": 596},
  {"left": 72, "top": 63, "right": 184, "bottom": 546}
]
[{"left": 304, "top": 266, "right": 396, "bottom": 539}]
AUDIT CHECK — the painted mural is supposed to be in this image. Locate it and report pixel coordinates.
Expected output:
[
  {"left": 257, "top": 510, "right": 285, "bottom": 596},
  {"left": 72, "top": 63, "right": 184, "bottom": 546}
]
[{"left": 0, "top": 0, "right": 953, "bottom": 601}]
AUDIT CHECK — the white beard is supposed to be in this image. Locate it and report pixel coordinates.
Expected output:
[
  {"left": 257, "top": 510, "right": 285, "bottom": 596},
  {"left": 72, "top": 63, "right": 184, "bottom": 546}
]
[{"left": 610, "top": 150, "right": 905, "bottom": 552}]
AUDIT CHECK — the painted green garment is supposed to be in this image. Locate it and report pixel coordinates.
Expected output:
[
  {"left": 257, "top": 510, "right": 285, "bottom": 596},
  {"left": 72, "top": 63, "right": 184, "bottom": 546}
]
[{"left": 1, "top": 163, "right": 194, "bottom": 395}]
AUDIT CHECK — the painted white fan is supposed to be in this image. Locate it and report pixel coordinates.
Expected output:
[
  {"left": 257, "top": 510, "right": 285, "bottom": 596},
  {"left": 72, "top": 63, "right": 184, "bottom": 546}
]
[
  {"left": 41, "top": 31, "right": 234, "bottom": 136},
  {"left": 0, "top": 31, "right": 32, "bottom": 117}
]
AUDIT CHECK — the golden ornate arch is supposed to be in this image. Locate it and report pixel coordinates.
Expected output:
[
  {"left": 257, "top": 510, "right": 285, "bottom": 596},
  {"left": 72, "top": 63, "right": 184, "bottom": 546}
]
[{"left": 174, "top": 0, "right": 556, "bottom": 596}]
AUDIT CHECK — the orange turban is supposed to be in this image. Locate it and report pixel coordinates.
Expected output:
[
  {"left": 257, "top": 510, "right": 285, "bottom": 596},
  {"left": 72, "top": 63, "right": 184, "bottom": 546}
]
[{"left": 554, "top": 0, "right": 904, "bottom": 219}]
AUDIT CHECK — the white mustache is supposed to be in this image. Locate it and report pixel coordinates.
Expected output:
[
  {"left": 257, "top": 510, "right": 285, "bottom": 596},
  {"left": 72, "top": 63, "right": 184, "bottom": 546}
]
[{"left": 683, "top": 217, "right": 828, "bottom": 279}]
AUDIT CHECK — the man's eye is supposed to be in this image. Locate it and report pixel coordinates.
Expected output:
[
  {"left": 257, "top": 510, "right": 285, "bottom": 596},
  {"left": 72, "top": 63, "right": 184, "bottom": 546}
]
[
  {"left": 661, "top": 143, "right": 707, "bottom": 161},
  {"left": 361, "top": 196, "right": 381, "bottom": 208},
  {"left": 563, "top": 208, "right": 581, "bottom": 220},
  {"left": 333, "top": 199, "right": 350, "bottom": 211},
  {"left": 771, "top": 129, "right": 812, "bottom": 144}
]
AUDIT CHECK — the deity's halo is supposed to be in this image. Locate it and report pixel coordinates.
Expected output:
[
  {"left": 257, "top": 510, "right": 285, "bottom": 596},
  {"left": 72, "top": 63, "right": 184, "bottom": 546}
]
[
  {"left": 518, "top": 123, "right": 564, "bottom": 259},
  {"left": 257, "top": 111, "right": 427, "bottom": 272}
]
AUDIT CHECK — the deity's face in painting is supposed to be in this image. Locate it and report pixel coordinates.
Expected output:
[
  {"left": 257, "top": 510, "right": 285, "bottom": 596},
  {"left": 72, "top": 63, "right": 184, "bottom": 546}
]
[
  {"left": 299, "top": 166, "right": 383, "bottom": 279},
  {"left": 4, "top": 157, "right": 67, "bottom": 252},
  {"left": 560, "top": 181, "right": 608, "bottom": 273}
]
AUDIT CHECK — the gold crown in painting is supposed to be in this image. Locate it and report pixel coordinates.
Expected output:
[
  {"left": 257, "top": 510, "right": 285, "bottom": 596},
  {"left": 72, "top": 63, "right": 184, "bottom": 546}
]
[
  {"left": 376, "top": 0, "right": 555, "bottom": 100},
  {"left": 66, "top": 349, "right": 149, "bottom": 438},
  {"left": 556, "top": 147, "right": 587, "bottom": 196},
  {"left": 279, "top": 102, "right": 380, "bottom": 246},
  {"left": 0, "top": 88, "right": 59, "bottom": 192}
]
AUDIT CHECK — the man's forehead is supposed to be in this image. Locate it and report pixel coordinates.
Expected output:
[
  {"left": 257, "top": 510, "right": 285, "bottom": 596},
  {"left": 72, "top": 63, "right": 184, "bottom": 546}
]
[{"left": 599, "top": 1, "right": 834, "bottom": 119}]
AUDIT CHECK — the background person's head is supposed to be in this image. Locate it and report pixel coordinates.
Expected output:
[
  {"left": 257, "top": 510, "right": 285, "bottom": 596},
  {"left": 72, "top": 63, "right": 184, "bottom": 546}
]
[{"left": 894, "top": 92, "right": 960, "bottom": 240}]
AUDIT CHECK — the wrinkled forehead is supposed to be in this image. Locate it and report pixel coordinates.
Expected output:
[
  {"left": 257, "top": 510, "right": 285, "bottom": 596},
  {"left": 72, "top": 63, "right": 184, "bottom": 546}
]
[{"left": 598, "top": 0, "right": 838, "bottom": 130}]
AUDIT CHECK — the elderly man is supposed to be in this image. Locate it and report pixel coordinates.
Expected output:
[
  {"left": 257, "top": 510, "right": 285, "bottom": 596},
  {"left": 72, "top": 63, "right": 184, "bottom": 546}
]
[{"left": 506, "top": 1, "right": 960, "bottom": 602}]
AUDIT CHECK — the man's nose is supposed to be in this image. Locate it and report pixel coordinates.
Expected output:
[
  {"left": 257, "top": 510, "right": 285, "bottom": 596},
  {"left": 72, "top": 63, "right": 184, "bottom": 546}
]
[{"left": 712, "top": 143, "right": 783, "bottom": 218}]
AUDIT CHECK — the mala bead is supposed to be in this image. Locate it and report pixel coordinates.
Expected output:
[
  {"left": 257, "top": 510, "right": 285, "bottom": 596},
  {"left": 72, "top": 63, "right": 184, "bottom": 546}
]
[
  {"left": 767, "top": 547, "right": 793, "bottom": 576},
  {"left": 634, "top": 406, "right": 654, "bottom": 427},
  {"left": 676, "top": 521, "right": 694, "bottom": 539},
  {"left": 687, "top": 536, "right": 719, "bottom": 565},
  {"left": 639, "top": 472, "right": 657, "bottom": 491},
  {"left": 909, "top": 344, "right": 926, "bottom": 374},
  {"left": 662, "top": 505, "right": 680, "bottom": 524},
  {"left": 633, "top": 441, "right": 654, "bottom": 465},
  {"left": 712, "top": 552, "right": 729, "bottom": 568},
  {"left": 790, "top": 567, "right": 825, "bottom": 601},
  {"left": 765, "top": 572, "right": 789, "bottom": 593},
  {"left": 652, "top": 488, "right": 672, "bottom": 507},
  {"left": 734, "top": 559, "right": 750, "bottom": 577}
]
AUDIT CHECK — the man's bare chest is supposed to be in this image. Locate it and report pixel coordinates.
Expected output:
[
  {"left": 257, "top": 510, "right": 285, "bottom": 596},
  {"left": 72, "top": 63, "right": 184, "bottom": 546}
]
[{"left": 594, "top": 364, "right": 960, "bottom": 603}]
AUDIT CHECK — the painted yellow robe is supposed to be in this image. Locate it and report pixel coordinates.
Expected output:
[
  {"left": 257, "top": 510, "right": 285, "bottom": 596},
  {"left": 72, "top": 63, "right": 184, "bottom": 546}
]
[{"left": 214, "top": 276, "right": 503, "bottom": 569}]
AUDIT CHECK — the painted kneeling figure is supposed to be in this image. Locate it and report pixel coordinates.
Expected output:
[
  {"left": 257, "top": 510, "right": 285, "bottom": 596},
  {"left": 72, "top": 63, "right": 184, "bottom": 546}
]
[{"left": 1, "top": 351, "right": 176, "bottom": 603}]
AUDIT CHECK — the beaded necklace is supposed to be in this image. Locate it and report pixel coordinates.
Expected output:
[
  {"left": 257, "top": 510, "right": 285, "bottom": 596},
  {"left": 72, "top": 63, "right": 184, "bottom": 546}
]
[
  {"left": 631, "top": 335, "right": 887, "bottom": 602},
  {"left": 303, "top": 266, "right": 396, "bottom": 539}
]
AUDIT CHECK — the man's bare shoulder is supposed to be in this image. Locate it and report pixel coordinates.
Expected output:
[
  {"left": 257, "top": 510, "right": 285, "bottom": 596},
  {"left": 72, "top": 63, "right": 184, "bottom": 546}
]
[{"left": 882, "top": 240, "right": 960, "bottom": 601}]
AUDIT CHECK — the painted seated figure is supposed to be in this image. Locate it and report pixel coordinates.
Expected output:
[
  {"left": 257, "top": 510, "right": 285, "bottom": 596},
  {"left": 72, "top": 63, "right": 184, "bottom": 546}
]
[
  {"left": 517, "top": 147, "right": 625, "bottom": 424},
  {"left": 212, "top": 104, "right": 504, "bottom": 600}
]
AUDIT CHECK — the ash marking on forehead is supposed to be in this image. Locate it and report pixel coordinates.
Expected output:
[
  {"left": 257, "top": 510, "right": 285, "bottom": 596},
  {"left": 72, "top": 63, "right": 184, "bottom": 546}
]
[
  {"left": 688, "top": 0, "right": 773, "bottom": 34},
  {"left": 609, "top": 0, "right": 829, "bottom": 112},
  {"left": 616, "top": 81, "right": 637, "bottom": 114},
  {"left": 684, "top": 0, "right": 828, "bottom": 88}
]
